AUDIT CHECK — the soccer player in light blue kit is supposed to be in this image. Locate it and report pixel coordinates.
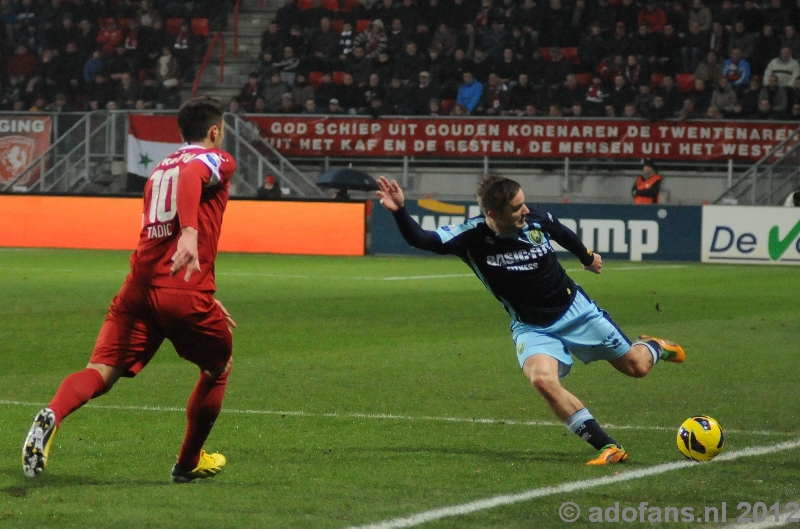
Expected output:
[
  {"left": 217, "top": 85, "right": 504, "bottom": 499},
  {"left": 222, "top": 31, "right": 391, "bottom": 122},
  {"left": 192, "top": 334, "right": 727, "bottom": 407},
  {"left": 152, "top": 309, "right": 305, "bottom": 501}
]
[{"left": 376, "top": 174, "right": 686, "bottom": 465}]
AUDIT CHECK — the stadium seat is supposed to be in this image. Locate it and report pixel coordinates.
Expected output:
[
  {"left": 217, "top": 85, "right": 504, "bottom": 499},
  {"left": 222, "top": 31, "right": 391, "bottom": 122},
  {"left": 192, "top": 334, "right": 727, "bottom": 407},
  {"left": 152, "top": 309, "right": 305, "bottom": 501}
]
[
  {"left": 191, "top": 18, "right": 210, "bottom": 37},
  {"left": 576, "top": 73, "right": 591, "bottom": 87},
  {"left": 650, "top": 73, "right": 664, "bottom": 89},
  {"left": 118, "top": 17, "right": 133, "bottom": 31},
  {"left": 561, "top": 47, "right": 579, "bottom": 65},
  {"left": 167, "top": 18, "right": 183, "bottom": 36},
  {"left": 98, "top": 17, "right": 115, "bottom": 28},
  {"left": 297, "top": 0, "right": 313, "bottom": 9},
  {"left": 332, "top": 18, "right": 344, "bottom": 32},
  {"left": 308, "top": 71, "right": 325, "bottom": 88},
  {"left": 676, "top": 73, "right": 694, "bottom": 92},
  {"left": 342, "top": 0, "right": 361, "bottom": 12},
  {"left": 332, "top": 70, "right": 346, "bottom": 84},
  {"left": 321, "top": 0, "right": 338, "bottom": 11},
  {"left": 538, "top": 46, "right": 551, "bottom": 61},
  {"left": 356, "top": 19, "right": 372, "bottom": 33},
  {"left": 440, "top": 98, "right": 455, "bottom": 115}
]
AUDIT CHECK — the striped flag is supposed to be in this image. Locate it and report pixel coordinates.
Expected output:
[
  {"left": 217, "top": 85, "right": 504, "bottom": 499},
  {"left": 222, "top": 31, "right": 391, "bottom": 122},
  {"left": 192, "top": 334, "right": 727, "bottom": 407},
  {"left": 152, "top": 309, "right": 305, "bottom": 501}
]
[{"left": 126, "top": 114, "right": 184, "bottom": 177}]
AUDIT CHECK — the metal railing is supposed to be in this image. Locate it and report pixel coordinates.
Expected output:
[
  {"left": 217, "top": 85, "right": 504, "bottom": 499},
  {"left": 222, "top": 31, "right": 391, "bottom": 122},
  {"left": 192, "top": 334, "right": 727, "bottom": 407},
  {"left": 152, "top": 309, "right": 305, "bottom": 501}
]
[{"left": 713, "top": 124, "right": 800, "bottom": 205}]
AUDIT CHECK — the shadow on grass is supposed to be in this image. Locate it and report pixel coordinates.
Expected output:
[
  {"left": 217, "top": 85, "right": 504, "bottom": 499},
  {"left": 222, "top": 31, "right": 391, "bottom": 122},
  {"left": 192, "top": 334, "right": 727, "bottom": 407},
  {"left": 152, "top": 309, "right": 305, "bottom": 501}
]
[{"left": 0, "top": 469, "right": 173, "bottom": 497}]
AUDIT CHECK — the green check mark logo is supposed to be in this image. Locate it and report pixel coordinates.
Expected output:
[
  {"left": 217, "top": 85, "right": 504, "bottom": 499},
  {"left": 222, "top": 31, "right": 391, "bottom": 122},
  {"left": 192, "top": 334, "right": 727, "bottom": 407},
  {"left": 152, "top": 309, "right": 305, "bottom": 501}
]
[{"left": 768, "top": 218, "right": 800, "bottom": 261}]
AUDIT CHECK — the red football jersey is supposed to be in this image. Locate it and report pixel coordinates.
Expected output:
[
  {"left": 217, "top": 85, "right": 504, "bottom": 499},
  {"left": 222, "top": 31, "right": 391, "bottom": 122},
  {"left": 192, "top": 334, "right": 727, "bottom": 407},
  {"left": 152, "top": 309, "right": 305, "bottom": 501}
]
[{"left": 128, "top": 145, "right": 236, "bottom": 291}]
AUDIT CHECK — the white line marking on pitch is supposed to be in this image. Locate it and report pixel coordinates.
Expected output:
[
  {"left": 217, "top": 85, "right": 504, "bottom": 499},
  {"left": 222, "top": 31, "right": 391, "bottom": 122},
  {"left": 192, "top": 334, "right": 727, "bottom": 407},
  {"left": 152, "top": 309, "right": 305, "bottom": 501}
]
[
  {"left": 0, "top": 400, "right": 793, "bottom": 438},
  {"left": 346, "top": 440, "right": 800, "bottom": 529}
]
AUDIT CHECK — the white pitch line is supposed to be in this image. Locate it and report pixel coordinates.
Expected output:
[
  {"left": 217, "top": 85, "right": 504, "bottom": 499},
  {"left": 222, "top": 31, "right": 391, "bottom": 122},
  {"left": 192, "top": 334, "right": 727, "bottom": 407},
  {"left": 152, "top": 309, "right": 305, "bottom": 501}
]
[
  {"left": 346, "top": 440, "right": 800, "bottom": 529},
  {"left": 0, "top": 400, "right": 793, "bottom": 438}
]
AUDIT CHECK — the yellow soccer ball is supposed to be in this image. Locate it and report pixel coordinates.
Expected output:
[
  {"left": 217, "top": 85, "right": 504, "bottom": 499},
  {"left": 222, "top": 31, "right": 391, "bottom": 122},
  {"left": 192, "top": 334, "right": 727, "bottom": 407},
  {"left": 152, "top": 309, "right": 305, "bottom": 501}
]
[{"left": 677, "top": 415, "right": 725, "bottom": 461}]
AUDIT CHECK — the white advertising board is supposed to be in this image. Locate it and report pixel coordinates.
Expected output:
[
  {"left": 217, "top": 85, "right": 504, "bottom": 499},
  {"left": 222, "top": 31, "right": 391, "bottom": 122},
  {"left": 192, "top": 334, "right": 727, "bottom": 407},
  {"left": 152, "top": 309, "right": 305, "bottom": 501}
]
[{"left": 702, "top": 205, "right": 800, "bottom": 264}]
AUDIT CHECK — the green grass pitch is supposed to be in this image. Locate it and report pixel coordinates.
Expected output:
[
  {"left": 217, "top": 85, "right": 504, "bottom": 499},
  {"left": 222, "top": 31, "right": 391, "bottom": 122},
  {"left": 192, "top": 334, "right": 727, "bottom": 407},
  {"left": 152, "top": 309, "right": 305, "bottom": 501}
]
[{"left": 0, "top": 249, "right": 798, "bottom": 528}]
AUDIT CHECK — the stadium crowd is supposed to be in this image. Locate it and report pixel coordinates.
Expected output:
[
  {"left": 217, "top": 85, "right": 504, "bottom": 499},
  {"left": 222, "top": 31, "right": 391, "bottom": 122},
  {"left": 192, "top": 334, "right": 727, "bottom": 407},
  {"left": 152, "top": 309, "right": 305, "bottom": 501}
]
[
  {"left": 0, "top": 0, "right": 229, "bottom": 110},
  {"left": 5, "top": 0, "right": 800, "bottom": 120}
]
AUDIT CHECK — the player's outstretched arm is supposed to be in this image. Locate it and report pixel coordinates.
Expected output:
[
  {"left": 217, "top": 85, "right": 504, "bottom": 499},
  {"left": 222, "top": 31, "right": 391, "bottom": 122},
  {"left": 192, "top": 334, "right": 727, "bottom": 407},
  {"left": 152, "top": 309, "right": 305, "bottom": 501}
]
[
  {"left": 376, "top": 176, "right": 404, "bottom": 211},
  {"left": 583, "top": 253, "right": 602, "bottom": 274},
  {"left": 170, "top": 226, "right": 201, "bottom": 281}
]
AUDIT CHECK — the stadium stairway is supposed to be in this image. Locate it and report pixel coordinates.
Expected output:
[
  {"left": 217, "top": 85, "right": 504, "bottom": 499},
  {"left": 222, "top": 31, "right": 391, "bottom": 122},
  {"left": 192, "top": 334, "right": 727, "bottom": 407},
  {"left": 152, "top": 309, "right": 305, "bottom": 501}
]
[{"left": 181, "top": 0, "right": 277, "bottom": 104}]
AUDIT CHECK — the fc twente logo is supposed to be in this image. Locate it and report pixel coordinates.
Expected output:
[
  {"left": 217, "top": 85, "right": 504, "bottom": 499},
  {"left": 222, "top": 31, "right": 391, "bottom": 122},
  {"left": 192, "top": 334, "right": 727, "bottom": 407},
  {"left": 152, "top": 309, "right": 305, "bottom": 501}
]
[{"left": 0, "top": 136, "right": 34, "bottom": 185}]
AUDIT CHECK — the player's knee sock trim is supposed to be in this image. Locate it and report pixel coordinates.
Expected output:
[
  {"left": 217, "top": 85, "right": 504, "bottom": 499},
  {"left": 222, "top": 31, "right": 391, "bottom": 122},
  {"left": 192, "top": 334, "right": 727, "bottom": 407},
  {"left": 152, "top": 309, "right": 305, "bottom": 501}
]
[
  {"left": 48, "top": 368, "right": 106, "bottom": 426},
  {"left": 634, "top": 341, "right": 660, "bottom": 366},
  {"left": 566, "top": 408, "right": 617, "bottom": 450}
]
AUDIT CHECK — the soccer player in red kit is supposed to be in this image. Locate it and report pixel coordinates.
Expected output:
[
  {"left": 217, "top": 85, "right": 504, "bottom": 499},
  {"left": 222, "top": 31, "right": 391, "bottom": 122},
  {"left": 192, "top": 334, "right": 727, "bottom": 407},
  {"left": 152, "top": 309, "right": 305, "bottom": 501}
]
[{"left": 22, "top": 97, "right": 238, "bottom": 483}]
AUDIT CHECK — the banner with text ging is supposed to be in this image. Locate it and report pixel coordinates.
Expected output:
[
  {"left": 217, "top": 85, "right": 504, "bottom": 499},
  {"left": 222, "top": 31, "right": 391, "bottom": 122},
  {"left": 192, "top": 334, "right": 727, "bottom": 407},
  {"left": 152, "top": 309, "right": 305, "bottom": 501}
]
[
  {"left": 0, "top": 115, "right": 51, "bottom": 189},
  {"left": 249, "top": 116, "right": 797, "bottom": 161}
]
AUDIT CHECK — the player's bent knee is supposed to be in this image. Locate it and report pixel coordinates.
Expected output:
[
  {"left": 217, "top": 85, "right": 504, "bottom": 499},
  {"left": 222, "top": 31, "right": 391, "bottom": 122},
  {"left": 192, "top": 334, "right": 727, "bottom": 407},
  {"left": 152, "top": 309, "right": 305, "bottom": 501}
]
[
  {"left": 528, "top": 371, "right": 561, "bottom": 397},
  {"left": 203, "top": 355, "right": 233, "bottom": 379}
]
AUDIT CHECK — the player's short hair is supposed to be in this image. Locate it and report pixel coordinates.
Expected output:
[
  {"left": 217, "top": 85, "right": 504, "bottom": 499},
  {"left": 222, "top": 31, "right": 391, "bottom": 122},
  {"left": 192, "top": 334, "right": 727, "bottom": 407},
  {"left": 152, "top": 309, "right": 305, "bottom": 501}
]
[
  {"left": 177, "top": 97, "right": 224, "bottom": 143},
  {"left": 477, "top": 174, "right": 521, "bottom": 214}
]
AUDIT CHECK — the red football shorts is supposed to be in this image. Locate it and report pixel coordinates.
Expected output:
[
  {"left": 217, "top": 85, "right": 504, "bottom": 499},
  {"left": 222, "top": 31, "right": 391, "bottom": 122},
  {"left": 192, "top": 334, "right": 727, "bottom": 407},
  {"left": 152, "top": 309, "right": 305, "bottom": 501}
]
[{"left": 90, "top": 281, "right": 232, "bottom": 377}]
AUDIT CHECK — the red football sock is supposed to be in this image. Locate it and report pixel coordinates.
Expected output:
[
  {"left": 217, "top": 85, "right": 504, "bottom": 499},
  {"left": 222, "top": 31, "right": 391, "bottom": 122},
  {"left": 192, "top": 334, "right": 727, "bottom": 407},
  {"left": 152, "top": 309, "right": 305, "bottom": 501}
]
[
  {"left": 176, "top": 368, "right": 229, "bottom": 470},
  {"left": 48, "top": 368, "right": 106, "bottom": 426}
]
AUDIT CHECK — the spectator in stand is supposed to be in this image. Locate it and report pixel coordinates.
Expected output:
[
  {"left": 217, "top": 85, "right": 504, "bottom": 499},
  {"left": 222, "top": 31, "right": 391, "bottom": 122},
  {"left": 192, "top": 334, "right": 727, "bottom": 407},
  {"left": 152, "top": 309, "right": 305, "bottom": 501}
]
[
  {"left": 58, "top": 42, "right": 85, "bottom": 97},
  {"left": 481, "top": 18, "right": 508, "bottom": 60},
  {"left": 122, "top": 19, "right": 142, "bottom": 71},
  {"left": 116, "top": 70, "right": 141, "bottom": 109},
  {"left": 593, "top": 0, "right": 618, "bottom": 35},
  {"left": 283, "top": 25, "right": 305, "bottom": 57},
  {"left": 723, "top": 47, "right": 751, "bottom": 93},
  {"left": 2, "top": 74, "right": 25, "bottom": 110},
  {"left": 783, "top": 25, "right": 800, "bottom": 60},
  {"left": 752, "top": 25, "right": 782, "bottom": 77},
  {"left": 394, "top": 41, "right": 425, "bottom": 83},
  {"left": 630, "top": 23, "right": 657, "bottom": 61},
  {"left": 539, "top": 0, "right": 568, "bottom": 47},
  {"left": 665, "top": 0, "right": 689, "bottom": 34},
  {"left": 107, "top": 44, "right": 134, "bottom": 82},
  {"left": 8, "top": 43, "right": 38, "bottom": 79},
  {"left": 682, "top": 21, "right": 708, "bottom": 74},
  {"left": 84, "top": 69, "right": 114, "bottom": 110},
  {"left": 338, "top": 73, "right": 363, "bottom": 114},
  {"left": 299, "top": 0, "right": 332, "bottom": 37},
  {"left": 140, "top": 18, "right": 170, "bottom": 70},
  {"left": 608, "top": 73, "right": 636, "bottom": 115},
  {"left": 765, "top": 46, "right": 800, "bottom": 87},
  {"left": 618, "top": 0, "right": 641, "bottom": 32},
  {"left": 155, "top": 46, "right": 180, "bottom": 108},
  {"left": 386, "top": 18, "right": 409, "bottom": 58},
  {"left": 313, "top": 72, "right": 338, "bottom": 107},
  {"left": 584, "top": 75, "right": 607, "bottom": 117},
  {"left": 172, "top": 20, "right": 193, "bottom": 81},
  {"left": 354, "top": 19, "right": 388, "bottom": 60},
  {"left": 737, "top": 0, "right": 765, "bottom": 34},
  {"left": 715, "top": 0, "right": 737, "bottom": 32},
  {"left": 608, "top": 22, "right": 632, "bottom": 60},
  {"left": 688, "top": 0, "right": 711, "bottom": 32},
  {"left": 458, "top": 22, "right": 479, "bottom": 59},
  {"left": 372, "top": 49, "right": 394, "bottom": 84},
  {"left": 622, "top": 102, "right": 638, "bottom": 117},
  {"left": 787, "top": 76, "right": 800, "bottom": 108},
  {"left": 493, "top": 48, "right": 519, "bottom": 84},
  {"left": 646, "top": 94, "right": 671, "bottom": 120},
  {"left": 336, "top": 20, "right": 354, "bottom": 66},
  {"left": 257, "top": 50, "right": 275, "bottom": 80},
  {"left": 728, "top": 21, "right": 756, "bottom": 61},
  {"left": 658, "top": 75, "right": 684, "bottom": 115},
  {"left": 45, "top": 92, "right": 72, "bottom": 112},
  {"left": 277, "top": 93, "right": 297, "bottom": 113},
  {"left": 257, "top": 175, "right": 283, "bottom": 199},
  {"left": 275, "top": 0, "right": 300, "bottom": 33},
  {"left": 52, "top": 15, "right": 80, "bottom": 53},
  {"left": 508, "top": 72, "right": 535, "bottom": 114},
  {"left": 481, "top": 72, "right": 509, "bottom": 115},
  {"left": 709, "top": 76, "right": 737, "bottom": 115},
  {"left": 708, "top": 22, "right": 728, "bottom": 59},
  {"left": 554, "top": 73, "right": 584, "bottom": 116},
  {"left": 638, "top": 0, "right": 666, "bottom": 33},
  {"left": 326, "top": 97, "right": 344, "bottom": 114},
  {"left": 788, "top": 102, "right": 800, "bottom": 119},
  {"left": 291, "top": 72, "right": 314, "bottom": 110},
  {"left": 96, "top": 18, "right": 122, "bottom": 56},
  {"left": 412, "top": 20, "right": 433, "bottom": 55},
  {"left": 543, "top": 47, "right": 571, "bottom": 91},
  {"left": 431, "top": 22, "right": 456, "bottom": 58},
  {"left": 237, "top": 72, "right": 262, "bottom": 110},
  {"left": 427, "top": 96, "right": 442, "bottom": 115},
  {"left": 82, "top": 48, "right": 106, "bottom": 84},
  {"left": 410, "top": 70, "right": 440, "bottom": 114},
  {"left": 741, "top": 76, "right": 763, "bottom": 117},
  {"left": 308, "top": 16, "right": 339, "bottom": 72},
  {"left": 633, "top": 84, "right": 655, "bottom": 116},
  {"left": 301, "top": 97, "right": 319, "bottom": 113},
  {"left": 347, "top": 45, "right": 374, "bottom": 87},
  {"left": 578, "top": 24, "right": 607, "bottom": 73},
  {"left": 262, "top": 70, "right": 291, "bottom": 112},
  {"left": 273, "top": 45, "right": 300, "bottom": 85},
  {"left": 689, "top": 78, "right": 711, "bottom": 114},
  {"left": 754, "top": 98, "right": 776, "bottom": 119},
  {"left": 694, "top": 51, "right": 723, "bottom": 87},
  {"left": 136, "top": 0, "right": 160, "bottom": 28},
  {"left": 362, "top": 73, "right": 385, "bottom": 109},
  {"left": 760, "top": 73, "right": 789, "bottom": 116},
  {"left": 675, "top": 97, "right": 699, "bottom": 120},
  {"left": 656, "top": 23, "right": 682, "bottom": 75},
  {"left": 261, "top": 20, "right": 284, "bottom": 56},
  {"left": 384, "top": 75, "right": 411, "bottom": 114},
  {"left": 76, "top": 19, "right": 98, "bottom": 56},
  {"left": 425, "top": 47, "right": 446, "bottom": 85},
  {"left": 470, "top": 48, "right": 491, "bottom": 80},
  {"left": 456, "top": 70, "right": 482, "bottom": 113},
  {"left": 624, "top": 54, "right": 651, "bottom": 88}
]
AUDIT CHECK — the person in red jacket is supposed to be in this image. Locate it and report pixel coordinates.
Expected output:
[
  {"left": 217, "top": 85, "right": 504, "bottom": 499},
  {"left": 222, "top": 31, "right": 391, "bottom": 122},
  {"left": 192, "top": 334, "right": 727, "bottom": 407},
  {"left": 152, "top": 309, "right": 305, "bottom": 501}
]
[
  {"left": 632, "top": 159, "right": 663, "bottom": 204},
  {"left": 637, "top": 0, "right": 666, "bottom": 33}
]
